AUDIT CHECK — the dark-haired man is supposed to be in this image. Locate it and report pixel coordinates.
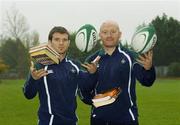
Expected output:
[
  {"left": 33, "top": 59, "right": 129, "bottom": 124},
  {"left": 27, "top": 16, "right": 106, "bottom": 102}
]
[{"left": 23, "top": 26, "right": 90, "bottom": 125}]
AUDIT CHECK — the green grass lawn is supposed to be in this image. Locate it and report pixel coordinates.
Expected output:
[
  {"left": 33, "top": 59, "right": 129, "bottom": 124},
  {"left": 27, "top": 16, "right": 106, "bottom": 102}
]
[
  {"left": 137, "top": 79, "right": 180, "bottom": 125},
  {"left": 0, "top": 79, "right": 179, "bottom": 125}
]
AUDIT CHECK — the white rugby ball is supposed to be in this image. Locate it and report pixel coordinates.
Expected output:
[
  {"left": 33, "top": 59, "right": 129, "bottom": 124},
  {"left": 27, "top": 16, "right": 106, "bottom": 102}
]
[
  {"left": 75, "top": 24, "right": 98, "bottom": 52},
  {"left": 131, "top": 25, "right": 157, "bottom": 54}
]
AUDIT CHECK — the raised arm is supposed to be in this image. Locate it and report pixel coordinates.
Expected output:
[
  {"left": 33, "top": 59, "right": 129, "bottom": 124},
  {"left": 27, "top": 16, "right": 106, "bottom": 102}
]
[
  {"left": 23, "top": 62, "right": 48, "bottom": 99},
  {"left": 134, "top": 50, "right": 156, "bottom": 86}
]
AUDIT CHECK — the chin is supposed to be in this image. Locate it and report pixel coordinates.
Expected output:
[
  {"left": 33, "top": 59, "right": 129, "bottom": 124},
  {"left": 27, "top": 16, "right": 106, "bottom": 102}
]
[
  {"left": 58, "top": 50, "right": 66, "bottom": 54},
  {"left": 104, "top": 44, "right": 117, "bottom": 48},
  {"left": 58, "top": 52, "right": 65, "bottom": 54}
]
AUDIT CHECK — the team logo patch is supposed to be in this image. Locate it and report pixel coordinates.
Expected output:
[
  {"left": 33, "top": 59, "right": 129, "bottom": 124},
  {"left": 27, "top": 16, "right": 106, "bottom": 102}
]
[
  {"left": 121, "top": 59, "right": 126, "bottom": 64},
  {"left": 47, "top": 70, "right": 54, "bottom": 74},
  {"left": 71, "top": 68, "right": 77, "bottom": 74},
  {"left": 92, "top": 114, "right": 96, "bottom": 117}
]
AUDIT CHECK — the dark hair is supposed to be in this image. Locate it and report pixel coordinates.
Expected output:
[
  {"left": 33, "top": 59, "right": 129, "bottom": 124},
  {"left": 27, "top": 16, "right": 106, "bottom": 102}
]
[{"left": 48, "top": 26, "right": 70, "bottom": 41}]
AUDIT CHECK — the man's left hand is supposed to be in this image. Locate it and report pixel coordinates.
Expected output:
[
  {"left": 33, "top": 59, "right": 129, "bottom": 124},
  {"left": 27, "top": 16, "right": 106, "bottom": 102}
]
[{"left": 136, "top": 50, "right": 153, "bottom": 70}]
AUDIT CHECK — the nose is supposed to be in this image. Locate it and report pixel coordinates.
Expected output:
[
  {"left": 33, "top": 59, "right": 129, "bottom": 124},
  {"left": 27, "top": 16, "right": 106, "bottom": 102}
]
[
  {"left": 106, "top": 32, "right": 113, "bottom": 37},
  {"left": 59, "top": 40, "right": 64, "bottom": 45}
]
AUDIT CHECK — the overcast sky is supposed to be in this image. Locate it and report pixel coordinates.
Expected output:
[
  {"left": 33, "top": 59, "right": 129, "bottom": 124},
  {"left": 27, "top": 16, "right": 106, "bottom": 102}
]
[{"left": 0, "top": 0, "right": 180, "bottom": 43}]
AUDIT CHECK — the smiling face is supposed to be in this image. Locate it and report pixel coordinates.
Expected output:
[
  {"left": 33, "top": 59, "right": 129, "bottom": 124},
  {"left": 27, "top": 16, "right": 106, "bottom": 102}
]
[{"left": 99, "top": 21, "right": 122, "bottom": 48}]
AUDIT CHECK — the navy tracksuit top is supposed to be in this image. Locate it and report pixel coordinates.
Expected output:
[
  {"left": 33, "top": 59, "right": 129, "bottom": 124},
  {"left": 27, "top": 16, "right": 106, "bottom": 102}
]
[
  {"left": 80, "top": 45, "right": 156, "bottom": 123},
  {"left": 23, "top": 57, "right": 89, "bottom": 125}
]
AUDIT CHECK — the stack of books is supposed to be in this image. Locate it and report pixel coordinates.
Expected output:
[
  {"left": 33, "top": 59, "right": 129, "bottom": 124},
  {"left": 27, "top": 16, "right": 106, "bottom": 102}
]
[
  {"left": 29, "top": 43, "right": 60, "bottom": 65},
  {"left": 92, "top": 87, "right": 122, "bottom": 108}
]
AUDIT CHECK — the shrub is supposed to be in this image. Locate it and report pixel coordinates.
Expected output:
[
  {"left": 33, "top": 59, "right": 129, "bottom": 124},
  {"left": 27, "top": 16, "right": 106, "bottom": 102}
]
[{"left": 167, "top": 62, "right": 180, "bottom": 77}]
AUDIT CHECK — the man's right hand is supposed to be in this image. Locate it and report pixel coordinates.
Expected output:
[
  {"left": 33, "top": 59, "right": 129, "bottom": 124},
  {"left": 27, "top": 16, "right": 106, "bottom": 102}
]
[
  {"left": 81, "top": 62, "right": 97, "bottom": 74},
  {"left": 30, "top": 61, "right": 48, "bottom": 80},
  {"left": 81, "top": 56, "right": 101, "bottom": 74}
]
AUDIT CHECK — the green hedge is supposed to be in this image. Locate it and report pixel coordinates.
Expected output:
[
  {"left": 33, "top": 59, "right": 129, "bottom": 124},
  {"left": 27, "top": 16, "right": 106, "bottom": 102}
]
[{"left": 167, "top": 62, "right": 180, "bottom": 77}]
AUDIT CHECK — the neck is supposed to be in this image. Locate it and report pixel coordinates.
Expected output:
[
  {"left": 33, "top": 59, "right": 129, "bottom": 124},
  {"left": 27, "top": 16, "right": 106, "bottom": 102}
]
[
  {"left": 58, "top": 53, "right": 66, "bottom": 62},
  {"left": 103, "top": 46, "right": 116, "bottom": 55}
]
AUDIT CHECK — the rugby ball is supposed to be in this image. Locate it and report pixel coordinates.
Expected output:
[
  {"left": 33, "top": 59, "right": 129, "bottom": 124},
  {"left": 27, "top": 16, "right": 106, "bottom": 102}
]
[
  {"left": 131, "top": 25, "right": 157, "bottom": 54},
  {"left": 75, "top": 24, "right": 98, "bottom": 52}
]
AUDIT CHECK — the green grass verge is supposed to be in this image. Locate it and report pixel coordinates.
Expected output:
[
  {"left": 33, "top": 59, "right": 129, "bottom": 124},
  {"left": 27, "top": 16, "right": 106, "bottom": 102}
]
[{"left": 0, "top": 79, "right": 179, "bottom": 125}]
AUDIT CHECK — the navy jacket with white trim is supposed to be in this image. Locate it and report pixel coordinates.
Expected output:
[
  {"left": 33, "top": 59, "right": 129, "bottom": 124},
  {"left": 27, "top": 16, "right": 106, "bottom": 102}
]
[
  {"left": 23, "top": 57, "right": 90, "bottom": 124},
  {"left": 80, "top": 45, "right": 156, "bottom": 123}
]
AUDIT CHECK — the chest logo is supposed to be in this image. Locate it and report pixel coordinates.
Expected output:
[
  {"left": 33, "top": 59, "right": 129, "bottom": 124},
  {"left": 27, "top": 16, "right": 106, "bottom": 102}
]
[
  {"left": 47, "top": 69, "right": 54, "bottom": 74},
  {"left": 121, "top": 59, "right": 126, "bottom": 64},
  {"left": 71, "top": 68, "right": 77, "bottom": 73}
]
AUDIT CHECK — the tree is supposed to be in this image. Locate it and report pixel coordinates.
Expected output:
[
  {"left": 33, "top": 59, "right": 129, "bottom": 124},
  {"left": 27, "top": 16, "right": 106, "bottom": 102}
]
[
  {"left": 0, "top": 58, "right": 9, "bottom": 82},
  {"left": 30, "top": 30, "right": 40, "bottom": 47},
  {"left": 151, "top": 13, "right": 180, "bottom": 66},
  {"left": 3, "top": 6, "right": 29, "bottom": 41},
  {"left": 135, "top": 22, "right": 146, "bottom": 31},
  {"left": 0, "top": 59, "right": 9, "bottom": 74},
  {"left": 0, "top": 38, "right": 30, "bottom": 78},
  {"left": 2, "top": 6, "right": 41, "bottom": 49},
  {"left": 16, "top": 38, "right": 30, "bottom": 78},
  {"left": 23, "top": 30, "right": 40, "bottom": 48},
  {"left": 0, "top": 39, "right": 18, "bottom": 68}
]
